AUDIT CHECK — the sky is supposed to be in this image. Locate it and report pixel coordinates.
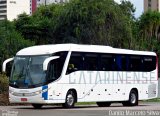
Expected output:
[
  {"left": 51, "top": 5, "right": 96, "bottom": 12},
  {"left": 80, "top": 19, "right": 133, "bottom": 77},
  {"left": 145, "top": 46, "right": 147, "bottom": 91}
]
[{"left": 115, "top": 0, "right": 144, "bottom": 18}]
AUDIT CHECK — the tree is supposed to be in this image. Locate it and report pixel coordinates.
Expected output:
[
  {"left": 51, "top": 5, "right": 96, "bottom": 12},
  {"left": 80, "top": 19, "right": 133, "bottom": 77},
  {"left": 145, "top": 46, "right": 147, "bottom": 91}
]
[
  {"left": 14, "top": 4, "right": 64, "bottom": 44},
  {"left": 51, "top": 0, "right": 134, "bottom": 48},
  {"left": 14, "top": 0, "right": 135, "bottom": 49},
  {"left": 138, "top": 11, "right": 160, "bottom": 50},
  {"left": 0, "top": 20, "right": 34, "bottom": 72},
  {"left": 119, "top": 0, "right": 136, "bottom": 49}
]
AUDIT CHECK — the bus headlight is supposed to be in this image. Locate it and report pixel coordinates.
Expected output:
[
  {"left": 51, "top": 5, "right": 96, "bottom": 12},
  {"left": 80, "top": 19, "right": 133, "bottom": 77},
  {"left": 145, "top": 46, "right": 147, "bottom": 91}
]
[
  {"left": 9, "top": 90, "right": 14, "bottom": 94},
  {"left": 9, "top": 87, "right": 50, "bottom": 96},
  {"left": 31, "top": 90, "right": 42, "bottom": 96},
  {"left": 31, "top": 87, "right": 50, "bottom": 96},
  {"left": 10, "top": 90, "right": 42, "bottom": 96}
]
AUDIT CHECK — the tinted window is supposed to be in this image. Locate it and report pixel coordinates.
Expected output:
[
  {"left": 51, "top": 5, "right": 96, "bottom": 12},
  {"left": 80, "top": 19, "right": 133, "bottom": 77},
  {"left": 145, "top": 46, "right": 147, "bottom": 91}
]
[
  {"left": 48, "top": 59, "right": 63, "bottom": 82},
  {"left": 100, "top": 54, "right": 114, "bottom": 71},
  {"left": 129, "top": 56, "right": 142, "bottom": 71},
  {"left": 115, "top": 55, "right": 127, "bottom": 71},
  {"left": 47, "top": 52, "right": 68, "bottom": 82},
  {"left": 67, "top": 52, "right": 83, "bottom": 74},
  {"left": 143, "top": 56, "right": 156, "bottom": 71},
  {"left": 84, "top": 53, "right": 98, "bottom": 70},
  {"left": 66, "top": 52, "right": 156, "bottom": 73}
]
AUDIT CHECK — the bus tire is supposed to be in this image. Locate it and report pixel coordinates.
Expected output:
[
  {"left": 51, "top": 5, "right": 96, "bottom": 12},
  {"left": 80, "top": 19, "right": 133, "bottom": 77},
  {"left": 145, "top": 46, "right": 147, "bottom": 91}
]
[
  {"left": 32, "top": 104, "right": 43, "bottom": 109},
  {"left": 62, "top": 90, "right": 76, "bottom": 108},
  {"left": 122, "top": 89, "right": 138, "bottom": 106},
  {"left": 96, "top": 102, "right": 111, "bottom": 107}
]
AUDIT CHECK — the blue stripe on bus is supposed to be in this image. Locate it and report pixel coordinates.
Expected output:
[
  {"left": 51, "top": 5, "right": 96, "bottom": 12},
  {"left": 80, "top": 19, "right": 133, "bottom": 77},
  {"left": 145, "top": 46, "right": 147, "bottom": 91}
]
[{"left": 42, "top": 85, "right": 48, "bottom": 100}]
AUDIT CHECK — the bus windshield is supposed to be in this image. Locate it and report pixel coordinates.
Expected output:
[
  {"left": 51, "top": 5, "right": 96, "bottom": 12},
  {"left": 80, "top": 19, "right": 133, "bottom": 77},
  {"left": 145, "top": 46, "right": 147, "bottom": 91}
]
[
  {"left": 9, "top": 52, "right": 68, "bottom": 88},
  {"left": 10, "top": 55, "right": 50, "bottom": 88}
]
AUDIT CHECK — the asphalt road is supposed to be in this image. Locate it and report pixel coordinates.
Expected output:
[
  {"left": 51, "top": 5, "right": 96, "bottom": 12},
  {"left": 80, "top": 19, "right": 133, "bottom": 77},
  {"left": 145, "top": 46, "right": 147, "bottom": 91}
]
[{"left": 1, "top": 102, "right": 160, "bottom": 116}]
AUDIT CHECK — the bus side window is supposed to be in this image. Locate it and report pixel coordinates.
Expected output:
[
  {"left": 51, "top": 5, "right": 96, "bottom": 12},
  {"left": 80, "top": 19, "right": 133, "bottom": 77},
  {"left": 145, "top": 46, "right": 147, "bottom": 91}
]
[
  {"left": 125, "top": 56, "right": 130, "bottom": 71},
  {"left": 115, "top": 55, "right": 122, "bottom": 71},
  {"left": 67, "top": 52, "right": 83, "bottom": 74},
  {"left": 47, "top": 51, "right": 68, "bottom": 82},
  {"left": 48, "top": 59, "right": 62, "bottom": 82},
  {"left": 129, "top": 56, "right": 142, "bottom": 71},
  {"left": 143, "top": 56, "right": 156, "bottom": 71},
  {"left": 84, "top": 53, "right": 98, "bottom": 71},
  {"left": 115, "top": 55, "right": 127, "bottom": 71},
  {"left": 100, "top": 54, "right": 113, "bottom": 71}
]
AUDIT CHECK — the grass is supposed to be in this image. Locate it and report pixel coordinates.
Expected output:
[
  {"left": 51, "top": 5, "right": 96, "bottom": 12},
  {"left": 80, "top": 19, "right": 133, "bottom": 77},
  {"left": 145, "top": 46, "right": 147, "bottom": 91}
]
[
  {"left": 76, "top": 102, "right": 96, "bottom": 105},
  {"left": 142, "top": 98, "right": 160, "bottom": 102}
]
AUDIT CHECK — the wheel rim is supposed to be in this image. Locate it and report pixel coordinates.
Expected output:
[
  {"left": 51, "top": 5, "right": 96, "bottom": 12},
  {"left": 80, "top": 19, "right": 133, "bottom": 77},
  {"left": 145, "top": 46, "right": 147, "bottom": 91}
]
[
  {"left": 67, "top": 94, "right": 74, "bottom": 106},
  {"left": 130, "top": 93, "right": 136, "bottom": 104}
]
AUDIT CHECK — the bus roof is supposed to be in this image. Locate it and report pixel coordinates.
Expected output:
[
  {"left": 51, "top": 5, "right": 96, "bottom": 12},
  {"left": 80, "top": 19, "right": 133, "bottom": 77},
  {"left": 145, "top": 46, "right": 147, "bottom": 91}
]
[{"left": 16, "top": 44, "right": 156, "bottom": 56}]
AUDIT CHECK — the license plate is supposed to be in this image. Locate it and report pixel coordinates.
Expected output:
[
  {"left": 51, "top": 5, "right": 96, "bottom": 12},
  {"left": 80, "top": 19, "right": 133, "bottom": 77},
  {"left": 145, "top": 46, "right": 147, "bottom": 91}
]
[{"left": 21, "top": 98, "right": 27, "bottom": 102}]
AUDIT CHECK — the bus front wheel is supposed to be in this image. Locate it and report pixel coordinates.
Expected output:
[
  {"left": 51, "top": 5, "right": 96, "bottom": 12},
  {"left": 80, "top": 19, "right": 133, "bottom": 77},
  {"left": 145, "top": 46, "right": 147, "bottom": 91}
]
[
  {"left": 32, "top": 104, "right": 43, "bottom": 109},
  {"left": 62, "top": 90, "right": 76, "bottom": 108}
]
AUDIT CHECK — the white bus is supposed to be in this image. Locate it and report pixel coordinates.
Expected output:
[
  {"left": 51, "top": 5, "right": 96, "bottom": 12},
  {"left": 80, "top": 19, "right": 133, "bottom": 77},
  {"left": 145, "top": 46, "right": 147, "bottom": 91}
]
[{"left": 3, "top": 44, "right": 158, "bottom": 109}]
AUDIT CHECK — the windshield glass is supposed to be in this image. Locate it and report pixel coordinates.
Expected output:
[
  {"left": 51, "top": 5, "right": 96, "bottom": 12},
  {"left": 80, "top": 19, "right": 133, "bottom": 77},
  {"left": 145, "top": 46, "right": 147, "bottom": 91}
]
[
  {"left": 10, "top": 52, "right": 68, "bottom": 88},
  {"left": 10, "top": 55, "right": 49, "bottom": 88}
]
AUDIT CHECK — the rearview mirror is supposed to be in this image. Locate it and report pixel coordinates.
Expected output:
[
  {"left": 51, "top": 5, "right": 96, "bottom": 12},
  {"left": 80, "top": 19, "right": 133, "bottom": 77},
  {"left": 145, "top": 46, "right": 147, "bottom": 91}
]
[
  {"left": 43, "top": 56, "right": 59, "bottom": 71},
  {"left": 2, "top": 57, "right": 14, "bottom": 72}
]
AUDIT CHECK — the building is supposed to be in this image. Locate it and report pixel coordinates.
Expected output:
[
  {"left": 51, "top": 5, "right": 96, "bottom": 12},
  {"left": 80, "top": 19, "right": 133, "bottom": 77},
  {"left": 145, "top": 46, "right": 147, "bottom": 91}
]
[
  {"left": 7, "top": 0, "right": 37, "bottom": 21},
  {"left": 0, "top": 0, "right": 7, "bottom": 20},
  {"left": 37, "top": 0, "right": 68, "bottom": 6},
  {"left": 6, "top": 0, "right": 67, "bottom": 21},
  {"left": 144, "top": 0, "right": 160, "bottom": 12}
]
